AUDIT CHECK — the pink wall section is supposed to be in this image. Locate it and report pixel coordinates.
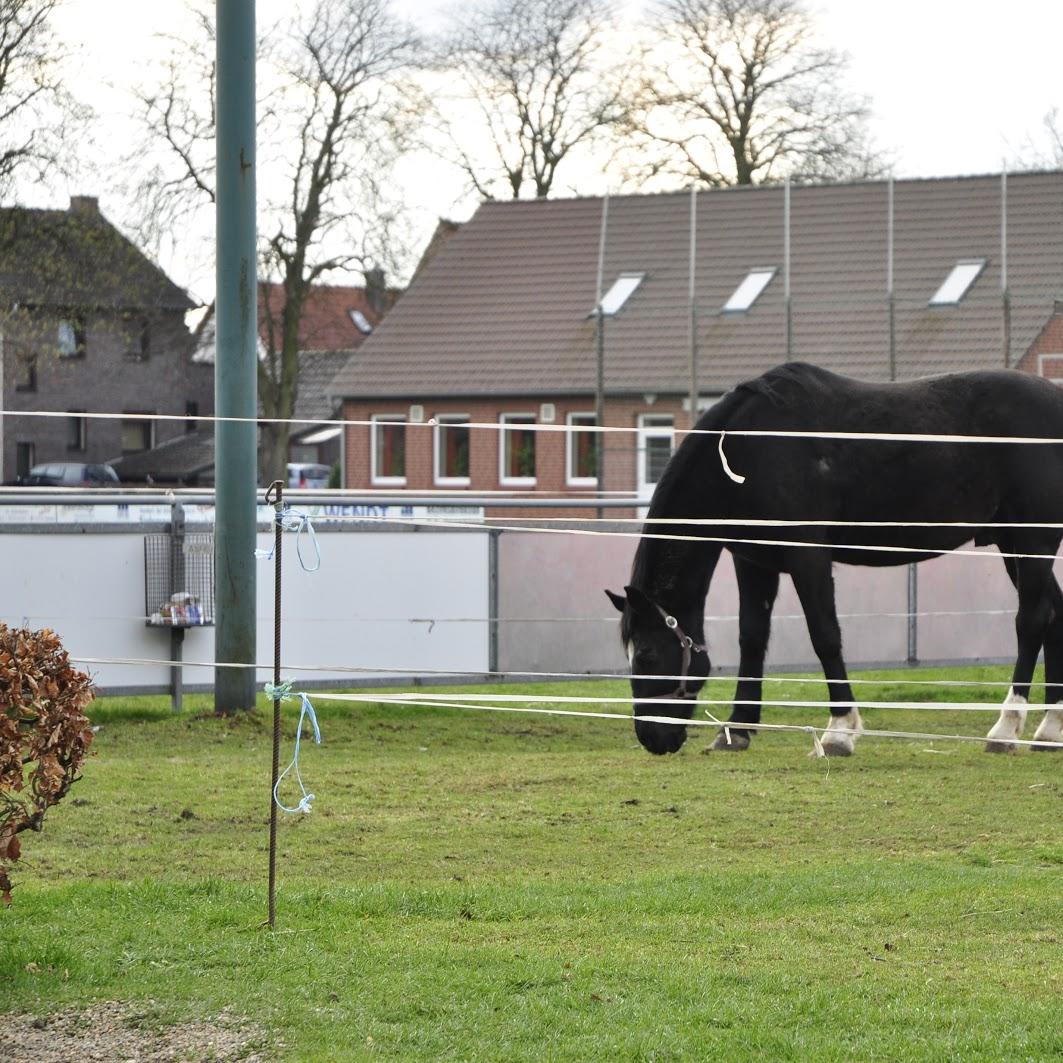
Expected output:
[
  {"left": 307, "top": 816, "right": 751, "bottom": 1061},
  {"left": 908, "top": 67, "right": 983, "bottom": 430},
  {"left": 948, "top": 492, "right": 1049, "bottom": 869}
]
[{"left": 497, "top": 533, "right": 1031, "bottom": 676}]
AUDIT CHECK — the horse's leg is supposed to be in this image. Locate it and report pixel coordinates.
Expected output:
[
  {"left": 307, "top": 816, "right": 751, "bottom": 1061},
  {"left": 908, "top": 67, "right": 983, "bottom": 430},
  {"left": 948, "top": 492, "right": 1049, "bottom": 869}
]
[
  {"left": 1032, "top": 576, "right": 1063, "bottom": 751},
  {"left": 789, "top": 551, "right": 862, "bottom": 757},
  {"left": 992, "top": 553, "right": 1063, "bottom": 750},
  {"left": 711, "top": 558, "right": 779, "bottom": 752},
  {"left": 987, "top": 552, "right": 1056, "bottom": 752}
]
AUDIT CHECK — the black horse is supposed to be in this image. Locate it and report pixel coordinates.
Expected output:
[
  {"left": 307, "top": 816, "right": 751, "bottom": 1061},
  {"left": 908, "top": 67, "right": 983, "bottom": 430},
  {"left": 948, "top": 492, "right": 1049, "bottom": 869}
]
[{"left": 608, "top": 362, "right": 1063, "bottom": 756}]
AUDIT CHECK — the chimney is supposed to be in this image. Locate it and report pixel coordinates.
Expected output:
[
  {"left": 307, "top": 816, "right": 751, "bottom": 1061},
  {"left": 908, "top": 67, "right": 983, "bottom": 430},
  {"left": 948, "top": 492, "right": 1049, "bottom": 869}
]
[
  {"left": 364, "top": 266, "right": 387, "bottom": 314},
  {"left": 69, "top": 195, "right": 100, "bottom": 218}
]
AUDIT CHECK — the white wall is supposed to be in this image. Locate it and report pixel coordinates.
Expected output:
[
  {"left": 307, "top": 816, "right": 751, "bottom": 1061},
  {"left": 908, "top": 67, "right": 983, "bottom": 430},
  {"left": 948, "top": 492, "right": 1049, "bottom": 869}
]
[
  {"left": 0, "top": 529, "right": 490, "bottom": 693},
  {"left": 496, "top": 532, "right": 1041, "bottom": 676},
  {"left": 0, "top": 524, "right": 1050, "bottom": 697}
]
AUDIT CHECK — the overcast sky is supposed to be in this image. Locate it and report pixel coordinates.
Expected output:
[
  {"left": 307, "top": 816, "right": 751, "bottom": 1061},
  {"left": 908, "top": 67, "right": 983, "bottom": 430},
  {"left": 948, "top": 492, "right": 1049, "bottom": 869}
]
[{"left": 47, "top": 0, "right": 1063, "bottom": 295}]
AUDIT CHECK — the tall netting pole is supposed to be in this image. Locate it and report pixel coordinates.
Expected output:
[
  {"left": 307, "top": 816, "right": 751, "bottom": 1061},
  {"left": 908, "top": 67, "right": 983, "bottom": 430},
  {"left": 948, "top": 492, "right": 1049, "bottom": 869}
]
[{"left": 215, "top": 0, "right": 258, "bottom": 712}]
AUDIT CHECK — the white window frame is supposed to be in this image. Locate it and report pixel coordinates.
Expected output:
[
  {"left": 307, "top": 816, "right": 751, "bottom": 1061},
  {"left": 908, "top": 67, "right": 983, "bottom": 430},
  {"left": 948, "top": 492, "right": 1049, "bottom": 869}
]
[
  {"left": 566, "top": 412, "right": 598, "bottom": 487},
  {"left": 929, "top": 259, "right": 986, "bottom": 306},
  {"left": 597, "top": 273, "right": 645, "bottom": 316},
  {"left": 499, "top": 413, "right": 537, "bottom": 487},
  {"left": 637, "top": 413, "right": 675, "bottom": 502},
  {"left": 67, "top": 411, "right": 88, "bottom": 452},
  {"left": 434, "top": 413, "right": 471, "bottom": 486},
  {"left": 120, "top": 413, "right": 155, "bottom": 454},
  {"left": 723, "top": 268, "right": 777, "bottom": 313},
  {"left": 57, "top": 317, "right": 86, "bottom": 358},
  {"left": 371, "top": 414, "right": 407, "bottom": 486}
]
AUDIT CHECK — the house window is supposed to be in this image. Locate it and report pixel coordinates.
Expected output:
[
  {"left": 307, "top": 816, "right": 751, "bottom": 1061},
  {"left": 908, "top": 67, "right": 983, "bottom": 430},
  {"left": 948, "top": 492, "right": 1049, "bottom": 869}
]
[
  {"left": 128, "top": 319, "right": 151, "bottom": 361},
  {"left": 372, "top": 414, "right": 407, "bottom": 484},
  {"left": 121, "top": 414, "right": 154, "bottom": 453},
  {"left": 15, "top": 355, "right": 36, "bottom": 392},
  {"left": 67, "top": 411, "right": 87, "bottom": 452},
  {"left": 434, "top": 414, "right": 470, "bottom": 485},
  {"left": 500, "top": 413, "right": 536, "bottom": 485},
  {"left": 57, "top": 317, "right": 86, "bottom": 358},
  {"left": 566, "top": 412, "right": 598, "bottom": 486},
  {"left": 929, "top": 259, "right": 986, "bottom": 305},
  {"left": 638, "top": 414, "right": 674, "bottom": 499},
  {"left": 349, "top": 309, "right": 373, "bottom": 334},
  {"left": 723, "top": 269, "right": 776, "bottom": 312},
  {"left": 596, "top": 273, "right": 644, "bottom": 317},
  {"left": 16, "top": 442, "right": 34, "bottom": 479}
]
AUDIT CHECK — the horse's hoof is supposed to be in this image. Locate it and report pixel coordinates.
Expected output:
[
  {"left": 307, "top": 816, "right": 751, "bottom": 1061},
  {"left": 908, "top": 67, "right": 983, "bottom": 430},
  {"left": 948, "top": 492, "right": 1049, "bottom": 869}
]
[
  {"left": 984, "top": 740, "right": 1017, "bottom": 754},
  {"left": 821, "top": 740, "right": 854, "bottom": 757},
  {"left": 710, "top": 730, "right": 749, "bottom": 752}
]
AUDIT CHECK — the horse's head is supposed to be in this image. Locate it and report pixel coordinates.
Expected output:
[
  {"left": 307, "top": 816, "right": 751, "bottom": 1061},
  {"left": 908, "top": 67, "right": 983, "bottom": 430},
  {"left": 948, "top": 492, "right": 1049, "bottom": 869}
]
[{"left": 606, "top": 585, "right": 710, "bottom": 755}]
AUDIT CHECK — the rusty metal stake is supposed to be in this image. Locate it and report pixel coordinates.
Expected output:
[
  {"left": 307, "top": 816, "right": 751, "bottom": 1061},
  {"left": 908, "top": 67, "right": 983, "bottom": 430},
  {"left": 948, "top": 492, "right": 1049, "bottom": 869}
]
[{"left": 265, "top": 479, "right": 284, "bottom": 929}]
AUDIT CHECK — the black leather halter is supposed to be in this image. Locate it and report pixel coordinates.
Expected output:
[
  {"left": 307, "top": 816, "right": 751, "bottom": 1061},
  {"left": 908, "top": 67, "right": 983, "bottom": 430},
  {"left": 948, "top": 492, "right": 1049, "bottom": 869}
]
[{"left": 646, "top": 604, "right": 707, "bottom": 702}]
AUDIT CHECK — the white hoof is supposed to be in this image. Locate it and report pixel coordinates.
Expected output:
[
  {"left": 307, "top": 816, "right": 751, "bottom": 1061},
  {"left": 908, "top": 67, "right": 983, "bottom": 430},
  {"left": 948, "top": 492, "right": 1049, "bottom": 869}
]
[
  {"left": 1032, "top": 706, "right": 1063, "bottom": 751},
  {"left": 985, "top": 689, "right": 1027, "bottom": 753},
  {"left": 820, "top": 708, "right": 863, "bottom": 757}
]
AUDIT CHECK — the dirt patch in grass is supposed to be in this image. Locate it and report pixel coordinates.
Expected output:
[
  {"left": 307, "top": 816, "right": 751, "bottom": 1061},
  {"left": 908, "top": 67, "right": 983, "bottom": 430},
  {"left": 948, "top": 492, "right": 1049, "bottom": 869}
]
[{"left": 1, "top": 1000, "right": 268, "bottom": 1062}]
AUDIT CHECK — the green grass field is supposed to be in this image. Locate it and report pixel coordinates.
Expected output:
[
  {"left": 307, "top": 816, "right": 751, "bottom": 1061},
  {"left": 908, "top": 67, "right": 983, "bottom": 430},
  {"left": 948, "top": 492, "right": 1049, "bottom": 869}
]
[{"left": 2, "top": 669, "right": 1061, "bottom": 1060}]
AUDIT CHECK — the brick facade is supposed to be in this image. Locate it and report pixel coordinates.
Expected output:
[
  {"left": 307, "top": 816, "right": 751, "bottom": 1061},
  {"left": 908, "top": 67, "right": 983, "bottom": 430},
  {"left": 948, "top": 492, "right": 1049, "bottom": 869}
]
[
  {"left": 1016, "top": 306, "right": 1063, "bottom": 381},
  {"left": 342, "top": 395, "right": 699, "bottom": 514},
  {"left": 1, "top": 305, "right": 211, "bottom": 481}
]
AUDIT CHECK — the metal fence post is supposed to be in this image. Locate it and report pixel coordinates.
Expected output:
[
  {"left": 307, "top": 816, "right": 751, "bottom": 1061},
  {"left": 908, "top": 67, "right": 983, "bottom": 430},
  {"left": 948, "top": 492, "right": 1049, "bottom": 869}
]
[
  {"left": 170, "top": 500, "right": 186, "bottom": 712},
  {"left": 214, "top": 0, "right": 258, "bottom": 712}
]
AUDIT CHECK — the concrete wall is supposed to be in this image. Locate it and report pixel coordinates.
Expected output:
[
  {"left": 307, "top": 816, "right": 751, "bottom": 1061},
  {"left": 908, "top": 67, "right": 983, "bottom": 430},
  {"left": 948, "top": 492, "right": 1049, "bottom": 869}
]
[
  {"left": 497, "top": 532, "right": 1028, "bottom": 675},
  {"left": 0, "top": 520, "right": 1043, "bottom": 697},
  {"left": 0, "top": 527, "right": 490, "bottom": 694}
]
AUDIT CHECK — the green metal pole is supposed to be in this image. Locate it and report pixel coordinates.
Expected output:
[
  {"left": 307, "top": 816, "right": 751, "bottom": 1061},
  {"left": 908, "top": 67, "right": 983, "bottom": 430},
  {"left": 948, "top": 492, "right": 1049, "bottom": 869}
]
[{"left": 214, "top": 0, "right": 258, "bottom": 712}]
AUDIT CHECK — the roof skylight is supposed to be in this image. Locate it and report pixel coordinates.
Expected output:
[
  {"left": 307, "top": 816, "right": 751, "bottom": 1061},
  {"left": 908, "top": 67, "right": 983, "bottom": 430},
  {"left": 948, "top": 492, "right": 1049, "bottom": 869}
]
[
  {"left": 929, "top": 259, "right": 986, "bottom": 305},
  {"left": 349, "top": 308, "right": 373, "bottom": 333},
  {"left": 723, "top": 268, "right": 776, "bottom": 312},
  {"left": 597, "top": 273, "right": 644, "bottom": 316}
]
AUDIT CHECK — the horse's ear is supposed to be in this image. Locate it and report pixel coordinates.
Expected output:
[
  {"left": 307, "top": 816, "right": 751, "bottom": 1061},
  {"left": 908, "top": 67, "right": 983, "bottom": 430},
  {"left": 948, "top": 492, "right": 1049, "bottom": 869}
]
[
  {"left": 623, "top": 585, "right": 656, "bottom": 615},
  {"left": 605, "top": 589, "right": 627, "bottom": 613}
]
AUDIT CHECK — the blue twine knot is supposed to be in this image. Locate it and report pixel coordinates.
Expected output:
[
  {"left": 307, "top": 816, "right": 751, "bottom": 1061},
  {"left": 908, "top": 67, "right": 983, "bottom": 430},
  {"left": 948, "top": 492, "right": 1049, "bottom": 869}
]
[
  {"left": 272, "top": 692, "right": 322, "bottom": 815},
  {"left": 254, "top": 504, "right": 322, "bottom": 572},
  {"left": 265, "top": 679, "right": 295, "bottom": 702}
]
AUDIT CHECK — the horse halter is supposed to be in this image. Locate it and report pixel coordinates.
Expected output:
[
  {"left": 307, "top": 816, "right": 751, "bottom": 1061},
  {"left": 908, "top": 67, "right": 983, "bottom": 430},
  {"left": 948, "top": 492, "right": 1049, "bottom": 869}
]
[{"left": 645, "top": 604, "right": 707, "bottom": 703}]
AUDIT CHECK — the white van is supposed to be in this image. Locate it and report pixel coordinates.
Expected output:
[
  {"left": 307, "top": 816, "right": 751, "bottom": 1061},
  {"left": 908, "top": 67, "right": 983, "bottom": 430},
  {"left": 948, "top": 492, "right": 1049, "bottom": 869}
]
[{"left": 287, "top": 463, "right": 331, "bottom": 489}]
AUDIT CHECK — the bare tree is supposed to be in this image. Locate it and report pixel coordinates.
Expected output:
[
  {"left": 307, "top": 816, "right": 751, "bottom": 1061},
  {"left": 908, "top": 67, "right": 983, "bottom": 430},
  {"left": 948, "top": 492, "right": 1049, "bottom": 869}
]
[
  {"left": 0, "top": 0, "right": 88, "bottom": 197},
  {"left": 622, "top": 0, "right": 886, "bottom": 188},
  {"left": 428, "top": 0, "right": 630, "bottom": 199},
  {"left": 1011, "top": 107, "right": 1063, "bottom": 170},
  {"left": 131, "top": 0, "right": 420, "bottom": 481}
]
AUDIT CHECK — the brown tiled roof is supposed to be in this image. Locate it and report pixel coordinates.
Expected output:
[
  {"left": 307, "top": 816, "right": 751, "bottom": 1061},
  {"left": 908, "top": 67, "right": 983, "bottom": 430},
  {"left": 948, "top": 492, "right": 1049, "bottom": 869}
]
[
  {"left": 0, "top": 197, "right": 193, "bottom": 312},
  {"left": 258, "top": 282, "right": 399, "bottom": 354},
  {"left": 110, "top": 429, "right": 215, "bottom": 484},
  {"left": 291, "top": 348, "right": 351, "bottom": 425},
  {"left": 330, "top": 172, "right": 1063, "bottom": 399}
]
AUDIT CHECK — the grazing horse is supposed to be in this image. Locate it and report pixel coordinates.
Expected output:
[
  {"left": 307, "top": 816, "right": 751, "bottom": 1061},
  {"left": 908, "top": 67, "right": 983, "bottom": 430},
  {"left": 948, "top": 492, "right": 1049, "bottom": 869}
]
[{"left": 607, "top": 362, "right": 1063, "bottom": 756}]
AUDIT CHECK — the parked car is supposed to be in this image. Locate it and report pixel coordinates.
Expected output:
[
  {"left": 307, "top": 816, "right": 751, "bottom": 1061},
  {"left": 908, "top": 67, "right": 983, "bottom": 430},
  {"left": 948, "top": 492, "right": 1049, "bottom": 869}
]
[
  {"left": 287, "top": 462, "right": 331, "bottom": 489},
  {"left": 15, "top": 462, "right": 121, "bottom": 487}
]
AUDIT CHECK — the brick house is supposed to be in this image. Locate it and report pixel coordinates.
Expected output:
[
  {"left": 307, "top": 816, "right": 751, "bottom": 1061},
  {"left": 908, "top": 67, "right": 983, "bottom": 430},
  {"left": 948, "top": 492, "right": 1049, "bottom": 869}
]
[
  {"left": 0, "top": 195, "right": 210, "bottom": 482},
  {"left": 258, "top": 276, "right": 399, "bottom": 470},
  {"left": 330, "top": 171, "right": 1063, "bottom": 509},
  {"left": 112, "top": 277, "right": 401, "bottom": 484}
]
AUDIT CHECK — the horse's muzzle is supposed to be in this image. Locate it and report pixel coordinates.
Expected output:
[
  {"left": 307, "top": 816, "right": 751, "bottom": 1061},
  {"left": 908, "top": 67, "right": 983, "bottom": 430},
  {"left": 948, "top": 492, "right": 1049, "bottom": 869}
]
[{"left": 634, "top": 705, "right": 691, "bottom": 754}]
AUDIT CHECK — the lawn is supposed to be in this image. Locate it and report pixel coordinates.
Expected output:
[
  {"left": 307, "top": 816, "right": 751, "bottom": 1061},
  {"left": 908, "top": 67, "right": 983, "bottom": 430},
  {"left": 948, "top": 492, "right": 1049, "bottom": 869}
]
[{"left": 2, "top": 668, "right": 1061, "bottom": 1060}]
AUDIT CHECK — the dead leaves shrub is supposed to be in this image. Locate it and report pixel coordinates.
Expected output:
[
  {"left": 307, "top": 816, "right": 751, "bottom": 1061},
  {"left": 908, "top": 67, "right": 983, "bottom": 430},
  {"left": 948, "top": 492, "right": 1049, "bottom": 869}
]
[{"left": 0, "top": 625, "right": 95, "bottom": 903}]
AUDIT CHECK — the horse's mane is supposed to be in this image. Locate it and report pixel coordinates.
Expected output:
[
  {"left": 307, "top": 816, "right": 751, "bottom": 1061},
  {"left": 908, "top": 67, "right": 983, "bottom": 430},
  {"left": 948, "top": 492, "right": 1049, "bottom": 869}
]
[
  {"left": 628, "top": 363, "right": 835, "bottom": 602},
  {"left": 732, "top": 361, "right": 831, "bottom": 408}
]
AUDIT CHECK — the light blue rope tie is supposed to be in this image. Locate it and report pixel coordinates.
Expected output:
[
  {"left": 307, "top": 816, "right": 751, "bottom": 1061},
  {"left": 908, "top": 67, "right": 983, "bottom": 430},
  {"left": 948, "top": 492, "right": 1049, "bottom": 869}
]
[
  {"left": 269, "top": 687, "right": 322, "bottom": 815},
  {"left": 254, "top": 504, "right": 322, "bottom": 572}
]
